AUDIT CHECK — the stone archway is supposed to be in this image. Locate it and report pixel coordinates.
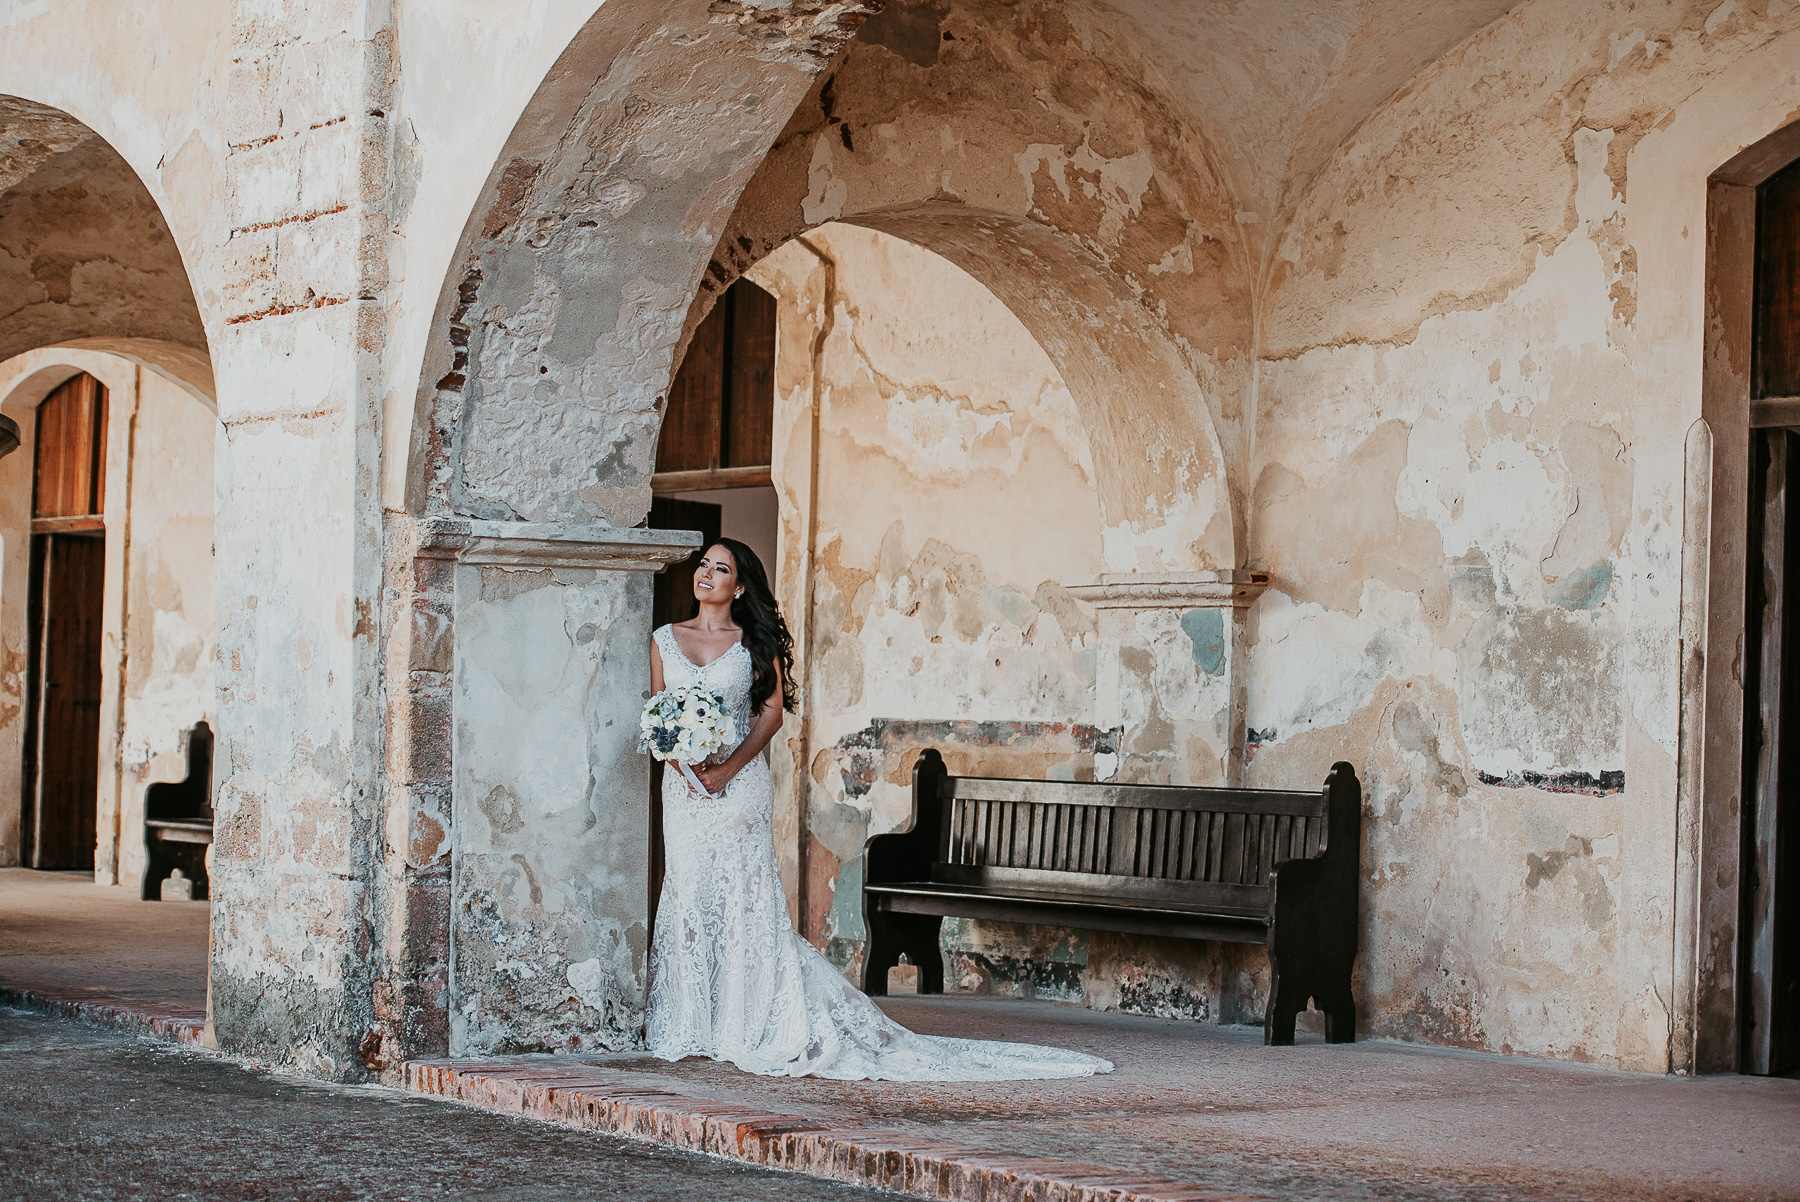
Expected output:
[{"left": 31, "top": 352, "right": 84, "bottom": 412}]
[
  {"left": 391, "top": 0, "right": 880, "bottom": 1059},
  {"left": 399, "top": 0, "right": 1262, "bottom": 1058},
  {"left": 0, "top": 97, "right": 213, "bottom": 399},
  {"left": 0, "top": 95, "right": 217, "bottom": 876},
  {"left": 0, "top": 351, "right": 218, "bottom": 889}
]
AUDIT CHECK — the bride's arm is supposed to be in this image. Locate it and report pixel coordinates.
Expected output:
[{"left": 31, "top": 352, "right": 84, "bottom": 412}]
[
  {"left": 693, "top": 659, "right": 785, "bottom": 794},
  {"left": 649, "top": 633, "right": 666, "bottom": 694}
]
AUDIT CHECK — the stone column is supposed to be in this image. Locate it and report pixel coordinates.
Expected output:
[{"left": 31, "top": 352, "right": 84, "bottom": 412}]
[
  {"left": 414, "top": 519, "right": 697, "bottom": 1057},
  {"left": 1065, "top": 571, "right": 1269, "bottom": 786},
  {"left": 209, "top": 0, "right": 397, "bottom": 1075}
]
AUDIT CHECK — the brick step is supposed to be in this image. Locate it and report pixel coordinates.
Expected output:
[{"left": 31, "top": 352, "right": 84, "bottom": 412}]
[
  {"left": 0, "top": 983, "right": 205, "bottom": 1047},
  {"left": 404, "top": 1057, "right": 1255, "bottom": 1202}
]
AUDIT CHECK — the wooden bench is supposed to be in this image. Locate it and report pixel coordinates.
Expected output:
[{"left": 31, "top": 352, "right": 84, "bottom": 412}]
[
  {"left": 860, "top": 749, "right": 1362, "bottom": 1045},
  {"left": 142, "top": 721, "right": 214, "bottom": 901}
]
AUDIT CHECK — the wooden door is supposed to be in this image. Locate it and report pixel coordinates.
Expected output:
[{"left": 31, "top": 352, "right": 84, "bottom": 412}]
[
  {"left": 1743, "top": 429, "right": 1800, "bottom": 1075},
  {"left": 646, "top": 496, "right": 722, "bottom": 926},
  {"left": 21, "top": 372, "right": 108, "bottom": 871},
  {"left": 26, "top": 535, "right": 105, "bottom": 869},
  {"left": 654, "top": 277, "right": 776, "bottom": 481},
  {"left": 1743, "top": 158, "right": 1800, "bottom": 1075}
]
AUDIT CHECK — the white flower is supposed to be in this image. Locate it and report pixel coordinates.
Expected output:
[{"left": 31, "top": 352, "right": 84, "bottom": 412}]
[{"left": 637, "top": 683, "right": 731, "bottom": 763}]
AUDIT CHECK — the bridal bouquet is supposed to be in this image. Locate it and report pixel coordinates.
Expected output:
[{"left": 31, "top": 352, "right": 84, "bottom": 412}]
[{"left": 639, "top": 684, "right": 732, "bottom": 798}]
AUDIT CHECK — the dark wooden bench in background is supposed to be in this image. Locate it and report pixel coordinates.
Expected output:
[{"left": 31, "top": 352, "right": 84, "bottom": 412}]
[
  {"left": 861, "top": 749, "right": 1362, "bottom": 1045},
  {"left": 143, "top": 720, "right": 214, "bottom": 901}
]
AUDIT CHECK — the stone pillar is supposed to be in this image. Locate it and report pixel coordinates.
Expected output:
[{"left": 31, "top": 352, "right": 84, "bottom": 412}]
[
  {"left": 413, "top": 519, "right": 697, "bottom": 1057},
  {"left": 208, "top": 0, "right": 396, "bottom": 1076},
  {"left": 1065, "top": 571, "right": 1269, "bottom": 786}
]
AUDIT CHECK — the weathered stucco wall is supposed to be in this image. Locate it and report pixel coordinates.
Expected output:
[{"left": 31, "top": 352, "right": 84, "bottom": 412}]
[
  {"left": 0, "top": 349, "right": 213, "bottom": 888},
  {"left": 435, "top": 523, "right": 695, "bottom": 1058},
  {"left": 1240, "top": 1, "right": 1800, "bottom": 1069},
  {"left": 748, "top": 223, "right": 1115, "bottom": 982},
  {"left": 724, "top": 1, "right": 1800, "bottom": 1070},
  {"left": 3, "top": 0, "right": 1799, "bottom": 1079},
  {"left": 115, "top": 367, "right": 216, "bottom": 893}
]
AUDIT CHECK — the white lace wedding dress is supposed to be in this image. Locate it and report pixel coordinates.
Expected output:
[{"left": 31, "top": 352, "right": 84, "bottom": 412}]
[{"left": 645, "top": 624, "right": 1113, "bottom": 1081}]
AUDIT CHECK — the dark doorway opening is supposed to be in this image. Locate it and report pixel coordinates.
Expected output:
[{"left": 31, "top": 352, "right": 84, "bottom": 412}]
[
  {"left": 646, "top": 497, "right": 722, "bottom": 927},
  {"left": 21, "top": 372, "right": 108, "bottom": 871},
  {"left": 1742, "top": 156, "right": 1800, "bottom": 1076},
  {"left": 643, "top": 276, "right": 784, "bottom": 927}
]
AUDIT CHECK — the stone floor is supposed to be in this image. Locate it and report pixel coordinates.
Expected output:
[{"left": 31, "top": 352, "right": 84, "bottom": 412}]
[
  {"left": 0, "top": 867, "right": 209, "bottom": 1037},
  {"left": 427, "top": 997, "right": 1800, "bottom": 1202},
  {"left": 3, "top": 867, "right": 1798, "bottom": 1200},
  {"left": 0, "top": 1008, "right": 887, "bottom": 1201}
]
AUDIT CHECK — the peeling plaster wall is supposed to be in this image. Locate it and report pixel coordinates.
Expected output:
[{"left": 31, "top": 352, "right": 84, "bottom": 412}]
[
  {"left": 749, "top": 224, "right": 1117, "bottom": 980},
  {"left": 115, "top": 368, "right": 216, "bottom": 893},
  {"left": 1242, "top": 1, "right": 1800, "bottom": 1070},
  {"left": 3, "top": 0, "right": 1799, "bottom": 1079},
  {"left": 0, "top": 348, "right": 213, "bottom": 887},
  {"left": 730, "top": 4, "right": 1800, "bottom": 1066},
  {"left": 448, "top": 561, "right": 652, "bottom": 1056}
]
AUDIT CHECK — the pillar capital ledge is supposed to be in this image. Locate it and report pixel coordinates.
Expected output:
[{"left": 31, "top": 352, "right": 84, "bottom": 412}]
[
  {"left": 1063, "top": 570, "right": 1270, "bottom": 610},
  {"left": 414, "top": 518, "right": 701, "bottom": 571}
]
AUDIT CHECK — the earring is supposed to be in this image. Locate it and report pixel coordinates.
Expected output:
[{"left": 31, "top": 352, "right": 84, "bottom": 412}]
[{"left": 735, "top": 590, "right": 743, "bottom": 599}]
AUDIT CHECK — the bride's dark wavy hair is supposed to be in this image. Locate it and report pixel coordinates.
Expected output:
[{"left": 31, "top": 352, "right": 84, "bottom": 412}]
[{"left": 715, "top": 537, "right": 796, "bottom": 715}]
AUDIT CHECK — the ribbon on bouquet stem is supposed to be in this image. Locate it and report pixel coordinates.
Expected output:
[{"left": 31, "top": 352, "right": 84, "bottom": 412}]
[{"left": 676, "top": 760, "right": 720, "bottom": 800}]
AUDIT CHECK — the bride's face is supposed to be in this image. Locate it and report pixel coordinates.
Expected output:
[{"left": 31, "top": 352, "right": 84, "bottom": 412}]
[{"left": 693, "top": 545, "right": 741, "bottom": 604}]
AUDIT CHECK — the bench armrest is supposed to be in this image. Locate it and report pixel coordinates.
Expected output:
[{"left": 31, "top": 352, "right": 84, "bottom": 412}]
[
  {"left": 1266, "top": 761, "right": 1361, "bottom": 952},
  {"left": 863, "top": 748, "right": 948, "bottom": 886}
]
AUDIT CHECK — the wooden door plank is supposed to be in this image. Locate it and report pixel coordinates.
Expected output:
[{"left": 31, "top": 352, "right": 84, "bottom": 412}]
[
  {"left": 723, "top": 278, "right": 776, "bottom": 468},
  {"left": 31, "top": 534, "right": 103, "bottom": 869},
  {"left": 658, "top": 301, "right": 725, "bottom": 473},
  {"left": 1747, "top": 429, "right": 1786, "bottom": 1073}
]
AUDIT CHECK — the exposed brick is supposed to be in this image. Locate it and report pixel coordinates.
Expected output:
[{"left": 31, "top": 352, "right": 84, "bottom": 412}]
[
  {"left": 0, "top": 985, "right": 205, "bottom": 1048},
  {"left": 402, "top": 1059, "right": 1254, "bottom": 1202}
]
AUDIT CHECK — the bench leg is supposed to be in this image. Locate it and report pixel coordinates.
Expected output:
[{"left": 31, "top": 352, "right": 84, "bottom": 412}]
[
  {"left": 1264, "top": 956, "right": 1301, "bottom": 1046},
  {"left": 862, "top": 911, "right": 943, "bottom": 996},
  {"left": 1323, "top": 975, "right": 1357, "bottom": 1044}
]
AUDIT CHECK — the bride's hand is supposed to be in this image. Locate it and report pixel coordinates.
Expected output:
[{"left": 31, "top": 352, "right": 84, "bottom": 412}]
[{"left": 692, "top": 759, "right": 737, "bottom": 795}]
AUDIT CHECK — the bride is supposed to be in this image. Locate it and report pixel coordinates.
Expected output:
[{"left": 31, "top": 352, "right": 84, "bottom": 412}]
[{"left": 645, "top": 537, "right": 1113, "bottom": 1081}]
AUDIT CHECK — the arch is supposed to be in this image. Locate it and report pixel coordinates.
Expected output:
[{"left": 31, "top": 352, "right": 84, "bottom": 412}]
[
  {"left": 0, "top": 91, "right": 217, "bottom": 883},
  {"left": 815, "top": 206, "right": 1232, "bottom": 567},
  {"left": 406, "top": 0, "right": 878, "bottom": 528},
  {"left": 409, "top": 0, "right": 1246, "bottom": 570},
  {"left": 0, "top": 347, "right": 218, "bottom": 891},
  {"left": 0, "top": 96, "right": 213, "bottom": 399}
]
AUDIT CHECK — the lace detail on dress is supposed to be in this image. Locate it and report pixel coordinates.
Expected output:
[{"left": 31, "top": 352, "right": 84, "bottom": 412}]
[{"left": 645, "top": 624, "right": 1112, "bottom": 1082}]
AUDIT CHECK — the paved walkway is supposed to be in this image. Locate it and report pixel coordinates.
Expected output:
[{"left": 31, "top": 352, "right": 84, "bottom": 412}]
[
  {"left": 3, "top": 867, "right": 1797, "bottom": 1200},
  {"left": 0, "top": 867, "right": 208, "bottom": 1042},
  {"left": 0, "top": 1008, "right": 886, "bottom": 1201},
  {"left": 416, "top": 998, "right": 1800, "bottom": 1202}
]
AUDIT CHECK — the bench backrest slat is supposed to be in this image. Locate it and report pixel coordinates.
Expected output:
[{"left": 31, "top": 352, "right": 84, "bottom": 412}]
[
  {"left": 938, "top": 773, "right": 1329, "bottom": 891},
  {"left": 945, "top": 776, "right": 1327, "bottom": 817},
  {"left": 933, "top": 863, "right": 1272, "bottom": 917}
]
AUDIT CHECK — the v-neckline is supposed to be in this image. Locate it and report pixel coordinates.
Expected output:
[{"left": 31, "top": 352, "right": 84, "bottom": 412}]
[{"left": 665, "top": 626, "right": 745, "bottom": 671}]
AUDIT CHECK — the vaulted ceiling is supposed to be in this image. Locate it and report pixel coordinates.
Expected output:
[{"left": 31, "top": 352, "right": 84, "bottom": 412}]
[
  {"left": 1089, "top": 1, "right": 1522, "bottom": 223},
  {"left": 0, "top": 96, "right": 208, "bottom": 379}
]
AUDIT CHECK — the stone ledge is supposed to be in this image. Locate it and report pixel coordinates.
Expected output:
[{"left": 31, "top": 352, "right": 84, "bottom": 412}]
[
  {"left": 404, "top": 1058, "right": 1254, "bottom": 1201},
  {"left": 1064, "top": 571, "right": 1271, "bottom": 611},
  {"left": 414, "top": 518, "right": 701, "bottom": 571},
  {"left": 0, "top": 984, "right": 206, "bottom": 1047}
]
